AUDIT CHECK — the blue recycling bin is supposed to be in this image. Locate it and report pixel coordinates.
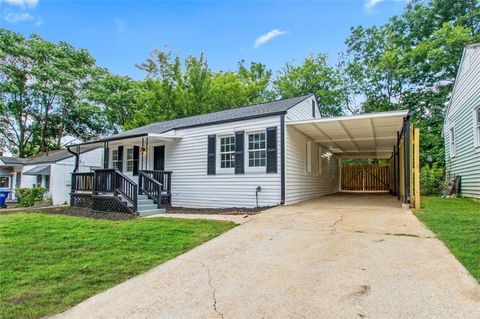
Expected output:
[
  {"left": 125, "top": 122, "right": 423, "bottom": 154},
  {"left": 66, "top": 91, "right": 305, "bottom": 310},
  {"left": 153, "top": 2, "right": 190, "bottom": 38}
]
[{"left": 0, "top": 190, "right": 10, "bottom": 208}]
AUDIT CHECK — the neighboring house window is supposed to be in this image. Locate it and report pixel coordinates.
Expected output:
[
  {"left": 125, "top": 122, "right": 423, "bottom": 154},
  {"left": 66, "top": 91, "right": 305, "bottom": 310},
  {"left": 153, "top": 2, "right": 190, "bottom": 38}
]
[
  {"left": 36, "top": 175, "right": 42, "bottom": 187},
  {"left": 248, "top": 132, "right": 266, "bottom": 167},
  {"left": 45, "top": 175, "right": 50, "bottom": 191},
  {"left": 126, "top": 148, "right": 134, "bottom": 172},
  {"left": 0, "top": 176, "right": 9, "bottom": 188},
  {"left": 449, "top": 127, "right": 456, "bottom": 157},
  {"left": 112, "top": 149, "right": 120, "bottom": 170},
  {"left": 306, "top": 141, "right": 312, "bottom": 173},
  {"left": 220, "top": 136, "right": 235, "bottom": 168},
  {"left": 475, "top": 106, "right": 480, "bottom": 148}
]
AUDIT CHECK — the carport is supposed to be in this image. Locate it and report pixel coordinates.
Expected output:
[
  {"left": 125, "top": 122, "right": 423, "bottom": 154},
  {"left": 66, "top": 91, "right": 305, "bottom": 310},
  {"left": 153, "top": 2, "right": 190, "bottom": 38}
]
[{"left": 286, "top": 110, "right": 420, "bottom": 207}]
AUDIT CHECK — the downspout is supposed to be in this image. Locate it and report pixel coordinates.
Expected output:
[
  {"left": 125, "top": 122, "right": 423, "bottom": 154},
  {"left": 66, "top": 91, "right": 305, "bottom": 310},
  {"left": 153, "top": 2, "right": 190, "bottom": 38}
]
[
  {"left": 280, "top": 114, "right": 286, "bottom": 205},
  {"left": 67, "top": 145, "right": 80, "bottom": 173}
]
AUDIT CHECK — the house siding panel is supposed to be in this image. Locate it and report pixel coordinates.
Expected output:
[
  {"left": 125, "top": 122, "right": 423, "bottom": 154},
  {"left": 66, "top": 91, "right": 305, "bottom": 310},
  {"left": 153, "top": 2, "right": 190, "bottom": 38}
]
[
  {"left": 286, "top": 96, "right": 318, "bottom": 122},
  {"left": 444, "top": 45, "right": 480, "bottom": 199},
  {"left": 285, "top": 126, "right": 339, "bottom": 204},
  {"left": 165, "top": 115, "right": 282, "bottom": 208}
]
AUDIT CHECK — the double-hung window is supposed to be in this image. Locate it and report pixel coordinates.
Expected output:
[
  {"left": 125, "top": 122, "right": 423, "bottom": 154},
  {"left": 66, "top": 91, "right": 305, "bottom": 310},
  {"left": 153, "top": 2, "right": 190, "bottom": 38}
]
[
  {"left": 220, "top": 136, "right": 235, "bottom": 168},
  {"left": 126, "top": 148, "right": 134, "bottom": 172},
  {"left": 475, "top": 106, "right": 480, "bottom": 148},
  {"left": 112, "top": 149, "right": 120, "bottom": 170},
  {"left": 0, "top": 176, "right": 9, "bottom": 188},
  {"left": 248, "top": 132, "right": 266, "bottom": 167}
]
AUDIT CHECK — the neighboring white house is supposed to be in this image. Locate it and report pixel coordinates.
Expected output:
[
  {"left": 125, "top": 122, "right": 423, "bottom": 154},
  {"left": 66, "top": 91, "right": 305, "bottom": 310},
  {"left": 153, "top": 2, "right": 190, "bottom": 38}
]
[
  {"left": 69, "top": 94, "right": 409, "bottom": 215},
  {"left": 0, "top": 147, "right": 102, "bottom": 205},
  {"left": 0, "top": 156, "right": 24, "bottom": 202},
  {"left": 444, "top": 43, "right": 480, "bottom": 199}
]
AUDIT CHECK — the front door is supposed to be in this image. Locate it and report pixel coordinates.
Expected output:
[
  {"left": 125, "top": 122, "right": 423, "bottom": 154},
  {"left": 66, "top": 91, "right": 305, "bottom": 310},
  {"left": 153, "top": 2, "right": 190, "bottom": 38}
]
[{"left": 153, "top": 146, "right": 165, "bottom": 171}]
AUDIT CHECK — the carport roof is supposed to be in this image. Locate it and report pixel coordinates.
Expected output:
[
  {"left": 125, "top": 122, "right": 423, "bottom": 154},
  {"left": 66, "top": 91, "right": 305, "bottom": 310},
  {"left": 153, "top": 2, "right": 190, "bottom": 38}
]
[{"left": 287, "top": 110, "right": 408, "bottom": 158}]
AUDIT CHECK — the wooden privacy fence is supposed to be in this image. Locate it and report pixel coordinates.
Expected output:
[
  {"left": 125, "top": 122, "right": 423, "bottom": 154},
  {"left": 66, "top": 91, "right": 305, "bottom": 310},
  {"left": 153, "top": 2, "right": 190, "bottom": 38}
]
[{"left": 341, "top": 164, "right": 390, "bottom": 191}]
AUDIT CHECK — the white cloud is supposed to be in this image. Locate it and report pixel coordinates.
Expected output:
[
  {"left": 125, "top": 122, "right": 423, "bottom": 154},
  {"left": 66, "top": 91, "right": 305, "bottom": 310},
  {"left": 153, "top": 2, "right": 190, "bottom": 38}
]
[
  {"left": 3, "top": 9, "right": 42, "bottom": 25},
  {"left": 114, "top": 18, "right": 126, "bottom": 33},
  {"left": 253, "top": 29, "right": 287, "bottom": 48},
  {"left": 364, "top": 0, "right": 385, "bottom": 11},
  {"left": 1, "top": 0, "right": 39, "bottom": 8}
]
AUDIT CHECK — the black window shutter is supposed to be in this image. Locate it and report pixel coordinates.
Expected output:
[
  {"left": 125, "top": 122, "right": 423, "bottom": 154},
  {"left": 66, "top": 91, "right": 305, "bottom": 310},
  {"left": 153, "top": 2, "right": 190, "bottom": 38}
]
[
  {"left": 103, "top": 147, "right": 109, "bottom": 169},
  {"left": 312, "top": 99, "right": 316, "bottom": 118},
  {"left": 207, "top": 135, "right": 216, "bottom": 175},
  {"left": 117, "top": 146, "right": 124, "bottom": 172},
  {"left": 133, "top": 146, "right": 139, "bottom": 176},
  {"left": 266, "top": 127, "right": 277, "bottom": 173},
  {"left": 235, "top": 131, "right": 244, "bottom": 174}
]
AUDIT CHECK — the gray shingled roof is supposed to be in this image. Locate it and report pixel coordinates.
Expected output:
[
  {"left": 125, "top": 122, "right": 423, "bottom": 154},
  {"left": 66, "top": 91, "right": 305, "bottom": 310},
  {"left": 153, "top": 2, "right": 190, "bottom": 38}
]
[
  {"left": 22, "top": 145, "right": 99, "bottom": 164},
  {"left": 0, "top": 156, "right": 24, "bottom": 165},
  {"left": 104, "top": 94, "right": 314, "bottom": 141}
]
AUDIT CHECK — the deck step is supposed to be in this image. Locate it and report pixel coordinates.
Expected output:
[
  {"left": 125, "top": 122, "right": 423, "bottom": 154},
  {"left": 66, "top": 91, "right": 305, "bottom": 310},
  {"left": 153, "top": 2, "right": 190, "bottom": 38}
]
[
  {"left": 138, "top": 208, "right": 166, "bottom": 217},
  {"left": 137, "top": 204, "right": 157, "bottom": 211}
]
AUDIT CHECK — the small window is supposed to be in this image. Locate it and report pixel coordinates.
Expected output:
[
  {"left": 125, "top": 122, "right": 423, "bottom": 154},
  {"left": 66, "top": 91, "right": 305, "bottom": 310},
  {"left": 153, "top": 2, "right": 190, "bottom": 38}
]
[
  {"left": 45, "top": 175, "right": 50, "bottom": 191},
  {"left": 0, "top": 176, "right": 9, "bottom": 188},
  {"left": 112, "top": 149, "right": 120, "bottom": 170},
  {"left": 248, "top": 132, "right": 266, "bottom": 167},
  {"left": 312, "top": 99, "right": 316, "bottom": 118},
  {"left": 126, "top": 148, "right": 134, "bottom": 172},
  {"left": 36, "top": 175, "right": 42, "bottom": 187},
  {"left": 220, "top": 136, "right": 235, "bottom": 168},
  {"left": 449, "top": 127, "right": 456, "bottom": 157},
  {"left": 306, "top": 141, "right": 312, "bottom": 173},
  {"left": 475, "top": 107, "right": 480, "bottom": 148}
]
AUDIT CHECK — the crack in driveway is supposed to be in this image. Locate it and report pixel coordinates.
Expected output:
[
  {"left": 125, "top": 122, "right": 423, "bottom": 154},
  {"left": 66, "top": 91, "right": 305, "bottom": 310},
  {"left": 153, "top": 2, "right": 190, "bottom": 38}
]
[{"left": 178, "top": 258, "right": 224, "bottom": 319}]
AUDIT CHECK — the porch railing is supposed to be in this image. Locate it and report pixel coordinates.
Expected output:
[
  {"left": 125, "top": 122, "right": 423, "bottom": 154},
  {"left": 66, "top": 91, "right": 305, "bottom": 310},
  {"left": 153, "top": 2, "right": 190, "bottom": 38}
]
[
  {"left": 72, "top": 169, "right": 137, "bottom": 212},
  {"left": 139, "top": 170, "right": 172, "bottom": 206},
  {"left": 94, "top": 169, "right": 137, "bottom": 211},
  {"left": 71, "top": 172, "right": 94, "bottom": 192}
]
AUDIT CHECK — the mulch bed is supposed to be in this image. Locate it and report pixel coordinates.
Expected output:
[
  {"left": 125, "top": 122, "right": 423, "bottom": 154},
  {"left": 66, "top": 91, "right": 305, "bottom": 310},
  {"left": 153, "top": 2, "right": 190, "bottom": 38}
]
[
  {"left": 166, "top": 206, "right": 271, "bottom": 215},
  {"left": 0, "top": 206, "right": 134, "bottom": 220}
]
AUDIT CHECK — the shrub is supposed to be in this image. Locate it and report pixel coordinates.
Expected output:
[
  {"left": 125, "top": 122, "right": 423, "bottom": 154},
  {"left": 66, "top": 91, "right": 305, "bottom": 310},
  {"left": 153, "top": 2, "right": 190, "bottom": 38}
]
[
  {"left": 420, "top": 164, "right": 445, "bottom": 195},
  {"left": 15, "top": 187, "right": 47, "bottom": 207}
]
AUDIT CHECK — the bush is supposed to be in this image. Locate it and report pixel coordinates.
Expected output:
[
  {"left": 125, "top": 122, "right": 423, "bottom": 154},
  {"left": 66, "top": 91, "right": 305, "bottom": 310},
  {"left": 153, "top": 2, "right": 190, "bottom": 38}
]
[
  {"left": 15, "top": 187, "right": 47, "bottom": 207},
  {"left": 420, "top": 164, "right": 445, "bottom": 195}
]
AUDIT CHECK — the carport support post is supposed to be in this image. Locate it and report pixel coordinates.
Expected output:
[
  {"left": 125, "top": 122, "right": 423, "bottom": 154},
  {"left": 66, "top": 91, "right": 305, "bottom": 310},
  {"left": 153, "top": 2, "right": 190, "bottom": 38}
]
[{"left": 403, "top": 117, "right": 411, "bottom": 204}]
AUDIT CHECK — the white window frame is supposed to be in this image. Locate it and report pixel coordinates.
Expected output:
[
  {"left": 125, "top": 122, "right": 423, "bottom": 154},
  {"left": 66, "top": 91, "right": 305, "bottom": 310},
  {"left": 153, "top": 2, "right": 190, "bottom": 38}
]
[
  {"left": 126, "top": 148, "right": 134, "bottom": 172},
  {"left": 112, "top": 149, "right": 120, "bottom": 170},
  {"left": 474, "top": 106, "right": 480, "bottom": 150},
  {"left": 449, "top": 127, "right": 456, "bottom": 158},
  {"left": 217, "top": 134, "right": 236, "bottom": 172},
  {"left": 246, "top": 130, "right": 266, "bottom": 171},
  {"left": 306, "top": 141, "right": 312, "bottom": 173}
]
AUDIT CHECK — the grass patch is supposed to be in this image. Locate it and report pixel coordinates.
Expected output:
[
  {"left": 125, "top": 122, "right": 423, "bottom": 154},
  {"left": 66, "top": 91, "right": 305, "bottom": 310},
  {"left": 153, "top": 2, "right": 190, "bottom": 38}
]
[
  {"left": 0, "top": 213, "right": 236, "bottom": 319},
  {"left": 417, "top": 197, "right": 480, "bottom": 282}
]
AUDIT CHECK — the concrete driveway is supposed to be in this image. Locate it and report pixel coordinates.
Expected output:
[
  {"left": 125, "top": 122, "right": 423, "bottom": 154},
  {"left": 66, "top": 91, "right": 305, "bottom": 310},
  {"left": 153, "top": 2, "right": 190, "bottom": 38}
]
[{"left": 53, "top": 193, "right": 480, "bottom": 319}]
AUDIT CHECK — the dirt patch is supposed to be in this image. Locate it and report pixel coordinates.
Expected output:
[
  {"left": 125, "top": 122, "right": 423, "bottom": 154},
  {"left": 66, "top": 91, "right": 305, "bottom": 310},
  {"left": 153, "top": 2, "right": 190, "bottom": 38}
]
[
  {"left": 0, "top": 206, "right": 134, "bottom": 220},
  {"left": 166, "top": 206, "right": 271, "bottom": 215}
]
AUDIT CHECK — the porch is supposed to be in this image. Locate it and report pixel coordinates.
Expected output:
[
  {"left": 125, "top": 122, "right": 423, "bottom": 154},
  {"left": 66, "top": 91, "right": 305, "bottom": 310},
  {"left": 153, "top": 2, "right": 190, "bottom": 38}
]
[{"left": 68, "top": 132, "right": 179, "bottom": 216}]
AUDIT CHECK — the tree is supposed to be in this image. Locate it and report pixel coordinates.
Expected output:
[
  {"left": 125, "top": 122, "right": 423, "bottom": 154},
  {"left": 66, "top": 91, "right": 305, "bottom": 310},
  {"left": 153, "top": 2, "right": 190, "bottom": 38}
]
[
  {"left": 87, "top": 72, "right": 139, "bottom": 132},
  {"left": 0, "top": 29, "right": 36, "bottom": 157},
  {"left": 273, "top": 54, "right": 346, "bottom": 116}
]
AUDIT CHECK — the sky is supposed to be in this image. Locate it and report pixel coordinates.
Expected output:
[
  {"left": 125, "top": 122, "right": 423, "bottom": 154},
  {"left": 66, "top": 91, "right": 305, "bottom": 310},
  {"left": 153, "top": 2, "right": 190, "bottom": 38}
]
[{"left": 0, "top": 0, "right": 407, "bottom": 79}]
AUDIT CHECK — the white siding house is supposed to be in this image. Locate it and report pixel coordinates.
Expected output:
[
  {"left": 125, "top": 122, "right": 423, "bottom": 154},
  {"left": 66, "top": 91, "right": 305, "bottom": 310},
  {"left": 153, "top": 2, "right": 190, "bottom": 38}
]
[
  {"left": 69, "top": 94, "right": 407, "bottom": 215},
  {"left": 16, "top": 148, "right": 102, "bottom": 205},
  {"left": 444, "top": 43, "right": 480, "bottom": 199}
]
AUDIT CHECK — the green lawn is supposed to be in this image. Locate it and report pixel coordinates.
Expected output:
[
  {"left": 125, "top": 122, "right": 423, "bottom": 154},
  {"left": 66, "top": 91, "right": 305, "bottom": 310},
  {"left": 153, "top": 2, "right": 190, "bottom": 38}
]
[
  {"left": 0, "top": 213, "right": 235, "bottom": 319},
  {"left": 417, "top": 197, "right": 480, "bottom": 282}
]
